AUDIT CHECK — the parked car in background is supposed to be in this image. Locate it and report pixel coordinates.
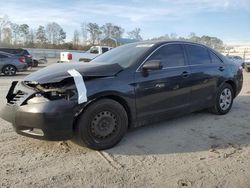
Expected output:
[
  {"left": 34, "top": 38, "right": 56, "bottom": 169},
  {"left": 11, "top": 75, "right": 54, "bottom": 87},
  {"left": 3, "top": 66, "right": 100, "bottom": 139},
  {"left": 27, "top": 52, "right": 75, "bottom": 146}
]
[
  {"left": 0, "top": 48, "right": 34, "bottom": 67},
  {"left": 0, "top": 51, "right": 28, "bottom": 76},
  {"left": 37, "top": 57, "right": 47, "bottom": 64},
  {"left": 0, "top": 41, "right": 243, "bottom": 150},
  {"left": 33, "top": 56, "right": 47, "bottom": 66},
  {"left": 227, "top": 55, "right": 245, "bottom": 68},
  {"left": 244, "top": 58, "right": 250, "bottom": 72},
  {"left": 60, "top": 46, "right": 112, "bottom": 63}
]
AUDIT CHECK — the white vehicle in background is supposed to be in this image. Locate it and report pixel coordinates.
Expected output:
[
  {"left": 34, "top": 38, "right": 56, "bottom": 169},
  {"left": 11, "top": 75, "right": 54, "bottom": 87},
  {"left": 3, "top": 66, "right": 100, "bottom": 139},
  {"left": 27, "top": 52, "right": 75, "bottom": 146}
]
[{"left": 60, "top": 46, "right": 112, "bottom": 63}]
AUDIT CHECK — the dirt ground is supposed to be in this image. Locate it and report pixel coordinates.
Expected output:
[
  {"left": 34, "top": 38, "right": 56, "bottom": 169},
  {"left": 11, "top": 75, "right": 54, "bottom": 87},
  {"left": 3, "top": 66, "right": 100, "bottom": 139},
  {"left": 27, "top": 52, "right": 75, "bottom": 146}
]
[{"left": 0, "top": 60, "right": 250, "bottom": 188}]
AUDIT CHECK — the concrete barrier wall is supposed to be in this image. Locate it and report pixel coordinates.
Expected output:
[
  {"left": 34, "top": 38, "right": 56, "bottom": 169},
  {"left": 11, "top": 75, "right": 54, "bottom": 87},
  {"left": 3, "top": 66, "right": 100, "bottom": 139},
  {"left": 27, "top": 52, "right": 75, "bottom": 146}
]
[{"left": 24, "top": 48, "right": 85, "bottom": 59}]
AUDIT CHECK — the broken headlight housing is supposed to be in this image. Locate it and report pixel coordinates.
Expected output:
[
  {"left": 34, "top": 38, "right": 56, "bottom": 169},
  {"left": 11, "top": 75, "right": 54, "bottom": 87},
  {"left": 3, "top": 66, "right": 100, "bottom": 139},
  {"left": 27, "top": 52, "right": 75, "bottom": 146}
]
[{"left": 25, "top": 78, "right": 76, "bottom": 104}]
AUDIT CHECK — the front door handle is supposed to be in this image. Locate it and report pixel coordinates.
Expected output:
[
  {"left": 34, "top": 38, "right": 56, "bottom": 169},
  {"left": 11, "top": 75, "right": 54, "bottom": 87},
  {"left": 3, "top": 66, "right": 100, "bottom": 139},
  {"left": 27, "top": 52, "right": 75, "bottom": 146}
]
[
  {"left": 181, "top": 71, "right": 189, "bottom": 78},
  {"left": 219, "top": 66, "right": 225, "bottom": 71}
]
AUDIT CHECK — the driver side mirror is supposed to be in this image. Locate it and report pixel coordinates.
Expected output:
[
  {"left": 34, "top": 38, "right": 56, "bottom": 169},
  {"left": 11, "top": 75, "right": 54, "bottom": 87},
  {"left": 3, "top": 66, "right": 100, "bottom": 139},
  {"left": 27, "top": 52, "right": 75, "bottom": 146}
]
[{"left": 142, "top": 60, "right": 162, "bottom": 71}]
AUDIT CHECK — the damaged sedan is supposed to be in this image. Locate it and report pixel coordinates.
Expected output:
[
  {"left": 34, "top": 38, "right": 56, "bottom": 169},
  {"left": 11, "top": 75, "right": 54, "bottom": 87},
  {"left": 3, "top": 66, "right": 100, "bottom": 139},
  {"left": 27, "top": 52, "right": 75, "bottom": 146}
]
[{"left": 0, "top": 41, "right": 243, "bottom": 150}]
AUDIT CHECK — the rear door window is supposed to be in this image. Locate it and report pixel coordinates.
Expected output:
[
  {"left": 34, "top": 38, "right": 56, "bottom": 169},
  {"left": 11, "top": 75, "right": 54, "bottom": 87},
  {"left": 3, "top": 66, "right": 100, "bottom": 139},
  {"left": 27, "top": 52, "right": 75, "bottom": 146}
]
[{"left": 186, "top": 44, "right": 211, "bottom": 65}]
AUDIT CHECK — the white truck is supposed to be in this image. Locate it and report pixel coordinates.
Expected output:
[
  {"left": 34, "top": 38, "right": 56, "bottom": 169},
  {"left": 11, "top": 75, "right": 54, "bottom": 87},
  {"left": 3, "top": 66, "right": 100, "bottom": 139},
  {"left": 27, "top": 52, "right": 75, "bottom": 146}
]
[{"left": 60, "top": 46, "right": 112, "bottom": 63}]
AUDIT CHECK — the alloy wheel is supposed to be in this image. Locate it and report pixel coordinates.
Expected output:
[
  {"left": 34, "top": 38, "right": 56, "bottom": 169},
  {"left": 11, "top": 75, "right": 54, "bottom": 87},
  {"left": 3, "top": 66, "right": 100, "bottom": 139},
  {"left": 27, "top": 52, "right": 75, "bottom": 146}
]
[
  {"left": 219, "top": 88, "right": 232, "bottom": 111},
  {"left": 4, "top": 65, "right": 16, "bottom": 76}
]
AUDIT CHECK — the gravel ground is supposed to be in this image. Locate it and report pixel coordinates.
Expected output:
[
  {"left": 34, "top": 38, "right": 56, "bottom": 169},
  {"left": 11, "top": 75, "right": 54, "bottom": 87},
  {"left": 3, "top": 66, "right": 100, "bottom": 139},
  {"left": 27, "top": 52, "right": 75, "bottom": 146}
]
[{"left": 0, "top": 60, "right": 250, "bottom": 188}]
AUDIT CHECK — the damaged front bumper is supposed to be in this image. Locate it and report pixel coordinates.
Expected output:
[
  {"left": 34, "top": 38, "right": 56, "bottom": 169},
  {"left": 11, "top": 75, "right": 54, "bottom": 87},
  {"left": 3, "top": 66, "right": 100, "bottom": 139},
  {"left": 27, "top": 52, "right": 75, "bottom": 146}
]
[{"left": 0, "top": 81, "right": 82, "bottom": 141}]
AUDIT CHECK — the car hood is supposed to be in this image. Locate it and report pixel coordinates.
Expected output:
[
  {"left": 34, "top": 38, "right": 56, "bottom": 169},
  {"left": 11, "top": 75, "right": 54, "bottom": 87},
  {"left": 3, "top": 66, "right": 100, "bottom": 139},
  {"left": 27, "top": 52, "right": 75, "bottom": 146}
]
[{"left": 24, "top": 62, "right": 123, "bottom": 84}]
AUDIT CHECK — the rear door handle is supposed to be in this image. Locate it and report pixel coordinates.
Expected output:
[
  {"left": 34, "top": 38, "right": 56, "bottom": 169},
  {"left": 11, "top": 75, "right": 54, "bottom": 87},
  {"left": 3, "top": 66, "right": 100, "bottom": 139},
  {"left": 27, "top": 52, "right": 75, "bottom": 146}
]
[
  {"left": 182, "top": 71, "right": 189, "bottom": 78},
  {"left": 219, "top": 66, "right": 225, "bottom": 71},
  {"left": 155, "top": 83, "right": 165, "bottom": 88}
]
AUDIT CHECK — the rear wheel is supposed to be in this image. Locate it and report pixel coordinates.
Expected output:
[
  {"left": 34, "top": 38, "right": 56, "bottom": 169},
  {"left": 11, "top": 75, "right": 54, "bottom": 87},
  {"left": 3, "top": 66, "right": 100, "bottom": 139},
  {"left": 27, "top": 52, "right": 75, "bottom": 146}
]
[
  {"left": 210, "top": 83, "right": 234, "bottom": 115},
  {"left": 33, "top": 60, "right": 38, "bottom": 67},
  {"left": 2, "top": 65, "right": 17, "bottom": 76},
  {"left": 75, "top": 99, "right": 128, "bottom": 150}
]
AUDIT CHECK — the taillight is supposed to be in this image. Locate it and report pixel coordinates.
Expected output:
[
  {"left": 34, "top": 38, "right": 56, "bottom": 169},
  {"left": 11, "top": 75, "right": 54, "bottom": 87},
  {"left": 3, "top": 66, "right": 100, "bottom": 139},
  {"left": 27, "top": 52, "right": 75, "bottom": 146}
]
[
  {"left": 18, "top": 56, "right": 26, "bottom": 63},
  {"left": 68, "top": 53, "right": 72, "bottom": 60}
]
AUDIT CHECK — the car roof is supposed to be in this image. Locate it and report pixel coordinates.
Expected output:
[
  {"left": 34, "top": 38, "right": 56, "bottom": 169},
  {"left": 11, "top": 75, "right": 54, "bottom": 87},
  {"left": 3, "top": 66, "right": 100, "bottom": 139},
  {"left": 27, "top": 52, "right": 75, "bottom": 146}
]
[
  {"left": 136, "top": 40, "right": 229, "bottom": 63},
  {"left": 133, "top": 40, "right": 206, "bottom": 46},
  {"left": 0, "top": 51, "right": 15, "bottom": 56},
  {"left": 0, "top": 48, "right": 28, "bottom": 54},
  {"left": 0, "top": 48, "right": 25, "bottom": 50}
]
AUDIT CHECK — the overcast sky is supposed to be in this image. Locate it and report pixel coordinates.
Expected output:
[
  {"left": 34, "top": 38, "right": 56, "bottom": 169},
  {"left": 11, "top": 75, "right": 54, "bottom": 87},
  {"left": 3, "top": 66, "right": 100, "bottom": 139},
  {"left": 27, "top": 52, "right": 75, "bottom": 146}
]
[{"left": 1, "top": 0, "right": 250, "bottom": 45}]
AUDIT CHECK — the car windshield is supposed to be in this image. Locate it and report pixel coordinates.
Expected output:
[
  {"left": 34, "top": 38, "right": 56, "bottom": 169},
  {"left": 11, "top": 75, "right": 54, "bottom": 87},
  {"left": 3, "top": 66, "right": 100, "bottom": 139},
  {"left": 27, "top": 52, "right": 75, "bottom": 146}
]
[{"left": 91, "top": 43, "right": 153, "bottom": 68}]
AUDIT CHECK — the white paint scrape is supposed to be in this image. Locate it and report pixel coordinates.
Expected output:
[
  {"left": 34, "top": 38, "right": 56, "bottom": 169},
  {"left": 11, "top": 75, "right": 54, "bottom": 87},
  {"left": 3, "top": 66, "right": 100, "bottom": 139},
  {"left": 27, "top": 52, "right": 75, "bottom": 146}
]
[{"left": 67, "top": 69, "right": 87, "bottom": 104}]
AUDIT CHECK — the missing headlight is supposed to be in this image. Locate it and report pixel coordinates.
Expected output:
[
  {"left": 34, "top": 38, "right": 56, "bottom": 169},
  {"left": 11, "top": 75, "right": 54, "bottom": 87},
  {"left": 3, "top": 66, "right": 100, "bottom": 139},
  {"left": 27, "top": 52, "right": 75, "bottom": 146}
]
[
  {"left": 27, "top": 96, "right": 49, "bottom": 104},
  {"left": 25, "top": 78, "right": 77, "bottom": 103},
  {"left": 44, "top": 90, "right": 75, "bottom": 100}
]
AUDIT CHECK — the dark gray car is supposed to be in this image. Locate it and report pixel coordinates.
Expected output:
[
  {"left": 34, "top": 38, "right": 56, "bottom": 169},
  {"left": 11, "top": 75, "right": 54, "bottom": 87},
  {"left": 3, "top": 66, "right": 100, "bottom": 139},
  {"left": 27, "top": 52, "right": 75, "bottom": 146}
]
[
  {"left": 0, "top": 41, "right": 243, "bottom": 150},
  {"left": 0, "top": 51, "right": 28, "bottom": 76}
]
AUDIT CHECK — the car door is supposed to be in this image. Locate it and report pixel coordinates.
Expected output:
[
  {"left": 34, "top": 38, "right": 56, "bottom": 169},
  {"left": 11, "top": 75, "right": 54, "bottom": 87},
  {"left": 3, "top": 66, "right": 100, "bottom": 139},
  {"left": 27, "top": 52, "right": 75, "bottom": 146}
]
[
  {"left": 135, "top": 43, "right": 192, "bottom": 122},
  {"left": 0, "top": 54, "right": 8, "bottom": 70},
  {"left": 184, "top": 44, "right": 225, "bottom": 110}
]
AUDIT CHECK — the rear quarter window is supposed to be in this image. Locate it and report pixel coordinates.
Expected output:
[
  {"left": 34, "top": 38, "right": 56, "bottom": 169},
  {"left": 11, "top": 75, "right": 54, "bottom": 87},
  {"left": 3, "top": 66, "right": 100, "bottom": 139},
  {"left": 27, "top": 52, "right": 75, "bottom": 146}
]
[
  {"left": 0, "top": 49, "right": 21, "bottom": 54},
  {"left": 22, "top": 50, "right": 30, "bottom": 55},
  {"left": 210, "top": 51, "right": 222, "bottom": 64}
]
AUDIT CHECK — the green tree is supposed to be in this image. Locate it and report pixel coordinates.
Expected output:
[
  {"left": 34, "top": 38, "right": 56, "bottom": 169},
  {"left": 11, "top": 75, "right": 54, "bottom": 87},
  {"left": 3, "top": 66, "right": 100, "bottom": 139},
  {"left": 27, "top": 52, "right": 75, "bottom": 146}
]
[
  {"left": 127, "top": 28, "right": 143, "bottom": 40},
  {"left": 2, "top": 27, "right": 12, "bottom": 45},
  {"left": 101, "top": 23, "right": 124, "bottom": 39},
  {"left": 46, "top": 22, "right": 66, "bottom": 45},
  {"left": 81, "top": 22, "right": 88, "bottom": 46},
  {"left": 36, "top": 25, "right": 47, "bottom": 47},
  {"left": 0, "top": 15, "right": 10, "bottom": 43},
  {"left": 59, "top": 28, "right": 66, "bottom": 44},
  {"left": 11, "top": 23, "right": 20, "bottom": 45},
  {"left": 73, "top": 29, "right": 80, "bottom": 49},
  {"left": 19, "top": 24, "right": 29, "bottom": 45},
  {"left": 27, "top": 29, "right": 35, "bottom": 47},
  {"left": 87, "top": 23, "right": 102, "bottom": 44}
]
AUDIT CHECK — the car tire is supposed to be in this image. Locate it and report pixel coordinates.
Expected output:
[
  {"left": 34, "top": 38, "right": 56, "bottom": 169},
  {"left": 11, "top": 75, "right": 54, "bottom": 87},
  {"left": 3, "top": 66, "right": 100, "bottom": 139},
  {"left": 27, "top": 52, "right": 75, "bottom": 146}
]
[
  {"left": 2, "top": 65, "right": 17, "bottom": 76},
  {"left": 75, "top": 99, "right": 128, "bottom": 150},
  {"left": 210, "top": 83, "right": 234, "bottom": 115},
  {"left": 245, "top": 68, "right": 250, "bottom": 72}
]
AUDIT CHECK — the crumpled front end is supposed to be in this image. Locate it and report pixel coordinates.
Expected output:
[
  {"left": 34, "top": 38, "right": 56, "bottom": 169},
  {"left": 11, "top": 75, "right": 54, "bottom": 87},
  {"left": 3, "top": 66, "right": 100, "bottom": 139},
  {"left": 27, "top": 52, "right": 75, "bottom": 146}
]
[{"left": 0, "top": 79, "right": 82, "bottom": 141}]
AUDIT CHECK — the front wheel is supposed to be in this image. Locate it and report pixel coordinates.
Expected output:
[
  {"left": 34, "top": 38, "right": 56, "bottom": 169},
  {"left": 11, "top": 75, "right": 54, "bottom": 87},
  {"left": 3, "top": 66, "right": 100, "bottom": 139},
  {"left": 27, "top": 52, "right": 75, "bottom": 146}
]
[
  {"left": 75, "top": 99, "right": 128, "bottom": 150},
  {"left": 210, "top": 83, "right": 234, "bottom": 115}
]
